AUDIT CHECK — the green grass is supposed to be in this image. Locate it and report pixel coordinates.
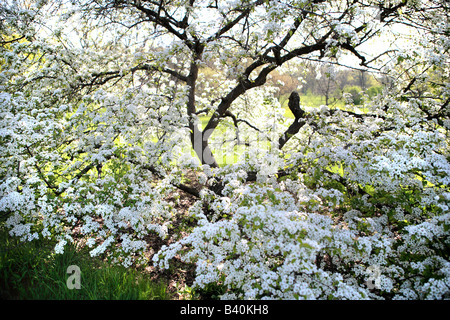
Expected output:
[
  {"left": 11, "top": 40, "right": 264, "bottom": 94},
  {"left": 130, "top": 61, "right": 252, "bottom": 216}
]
[
  {"left": 280, "top": 93, "right": 347, "bottom": 111},
  {"left": 0, "top": 226, "right": 172, "bottom": 300}
]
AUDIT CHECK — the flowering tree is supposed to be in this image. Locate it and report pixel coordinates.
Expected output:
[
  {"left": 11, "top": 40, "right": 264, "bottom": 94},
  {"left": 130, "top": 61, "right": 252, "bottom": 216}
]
[{"left": 1, "top": 0, "right": 449, "bottom": 299}]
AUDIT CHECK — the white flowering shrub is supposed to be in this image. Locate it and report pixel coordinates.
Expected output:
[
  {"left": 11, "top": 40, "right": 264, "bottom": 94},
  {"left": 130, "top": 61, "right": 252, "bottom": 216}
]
[
  {"left": 154, "top": 151, "right": 450, "bottom": 299},
  {"left": 0, "top": 88, "right": 182, "bottom": 266},
  {"left": 1, "top": 0, "right": 449, "bottom": 299}
]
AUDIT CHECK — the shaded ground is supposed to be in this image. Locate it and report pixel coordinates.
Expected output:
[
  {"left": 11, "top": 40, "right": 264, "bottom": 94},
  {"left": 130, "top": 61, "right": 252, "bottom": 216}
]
[
  {"left": 140, "top": 170, "right": 202, "bottom": 299},
  {"left": 141, "top": 195, "right": 197, "bottom": 299}
]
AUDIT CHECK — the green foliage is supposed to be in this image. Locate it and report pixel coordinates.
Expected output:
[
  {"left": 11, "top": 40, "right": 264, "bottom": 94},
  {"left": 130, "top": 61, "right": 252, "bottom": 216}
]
[
  {"left": 194, "top": 281, "right": 228, "bottom": 300},
  {"left": 344, "top": 85, "right": 363, "bottom": 105},
  {"left": 367, "top": 86, "right": 382, "bottom": 98},
  {"left": 0, "top": 227, "right": 171, "bottom": 300}
]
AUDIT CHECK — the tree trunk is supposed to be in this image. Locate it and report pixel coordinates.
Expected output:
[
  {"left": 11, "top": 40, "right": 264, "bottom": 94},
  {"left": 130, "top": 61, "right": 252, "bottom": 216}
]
[{"left": 186, "top": 46, "right": 219, "bottom": 168}]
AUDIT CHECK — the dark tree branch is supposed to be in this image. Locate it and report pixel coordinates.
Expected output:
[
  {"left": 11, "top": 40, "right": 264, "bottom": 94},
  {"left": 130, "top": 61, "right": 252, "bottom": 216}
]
[
  {"left": 72, "top": 62, "right": 188, "bottom": 93},
  {"left": 278, "top": 118, "right": 307, "bottom": 150},
  {"left": 135, "top": 63, "right": 188, "bottom": 82},
  {"left": 0, "top": 35, "right": 25, "bottom": 45},
  {"left": 138, "top": 162, "right": 200, "bottom": 197},
  {"left": 203, "top": 39, "right": 329, "bottom": 142},
  {"left": 24, "top": 145, "right": 61, "bottom": 195},
  {"left": 278, "top": 91, "right": 307, "bottom": 149},
  {"left": 379, "top": 0, "right": 409, "bottom": 22},
  {"left": 237, "top": 118, "right": 261, "bottom": 133},
  {"left": 206, "top": 0, "right": 265, "bottom": 43},
  {"left": 131, "top": 0, "right": 194, "bottom": 48}
]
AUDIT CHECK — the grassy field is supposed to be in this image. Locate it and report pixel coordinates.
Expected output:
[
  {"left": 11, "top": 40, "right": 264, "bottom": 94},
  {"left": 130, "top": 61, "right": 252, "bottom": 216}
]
[
  {"left": 279, "top": 93, "right": 347, "bottom": 114},
  {"left": 0, "top": 226, "right": 172, "bottom": 300}
]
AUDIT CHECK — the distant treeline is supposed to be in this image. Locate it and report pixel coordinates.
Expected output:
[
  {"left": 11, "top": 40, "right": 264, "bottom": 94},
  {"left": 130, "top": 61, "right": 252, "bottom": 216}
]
[{"left": 267, "top": 62, "right": 387, "bottom": 105}]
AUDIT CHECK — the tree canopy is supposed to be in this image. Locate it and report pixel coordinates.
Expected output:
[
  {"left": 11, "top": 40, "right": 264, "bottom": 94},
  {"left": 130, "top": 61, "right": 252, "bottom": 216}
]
[{"left": 1, "top": 0, "right": 449, "bottom": 299}]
